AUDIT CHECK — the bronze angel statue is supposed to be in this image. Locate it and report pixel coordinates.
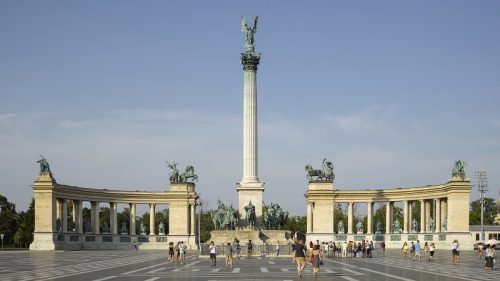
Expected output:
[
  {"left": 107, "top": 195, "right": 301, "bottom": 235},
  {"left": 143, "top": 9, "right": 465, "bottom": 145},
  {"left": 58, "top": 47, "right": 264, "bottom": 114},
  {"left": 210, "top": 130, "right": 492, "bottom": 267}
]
[{"left": 242, "top": 16, "right": 258, "bottom": 53}]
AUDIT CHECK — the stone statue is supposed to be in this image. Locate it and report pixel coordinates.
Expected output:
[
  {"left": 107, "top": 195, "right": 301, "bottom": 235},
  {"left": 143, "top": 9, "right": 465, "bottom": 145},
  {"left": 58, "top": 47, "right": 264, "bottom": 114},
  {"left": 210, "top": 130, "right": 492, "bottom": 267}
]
[
  {"left": 179, "top": 165, "right": 198, "bottom": 182},
  {"left": 305, "top": 159, "right": 336, "bottom": 181},
  {"left": 411, "top": 218, "right": 418, "bottom": 233},
  {"left": 140, "top": 222, "right": 147, "bottom": 235},
  {"left": 121, "top": 222, "right": 127, "bottom": 235},
  {"left": 452, "top": 160, "right": 466, "bottom": 176},
  {"left": 37, "top": 155, "right": 52, "bottom": 175},
  {"left": 428, "top": 217, "right": 435, "bottom": 232},
  {"left": 102, "top": 222, "right": 109, "bottom": 233},
  {"left": 393, "top": 219, "right": 401, "bottom": 233},
  {"left": 375, "top": 221, "right": 382, "bottom": 234},
  {"left": 356, "top": 221, "right": 364, "bottom": 234},
  {"left": 210, "top": 200, "right": 239, "bottom": 230},
  {"left": 244, "top": 200, "right": 256, "bottom": 228},
  {"left": 442, "top": 218, "right": 447, "bottom": 231},
  {"left": 158, "top": 222, "right": 165, "bottom": 235},
  {"left": 56, "top": 218, "right": 61, "bottom": 231},
  {"left": 337, "top": 221, "right": 345, "bottom": 234},
  {"left": 263, "top": 202, "right": 289, "bottom": 230},
  {"left": 166, "top": 161, "right": 179, "bottom": 182},
  {"left": 84, "top": 221, "right": 92, "bottom": 233},
  {"left": 241, "top": 16, "right": 258, "bottom": 53}
]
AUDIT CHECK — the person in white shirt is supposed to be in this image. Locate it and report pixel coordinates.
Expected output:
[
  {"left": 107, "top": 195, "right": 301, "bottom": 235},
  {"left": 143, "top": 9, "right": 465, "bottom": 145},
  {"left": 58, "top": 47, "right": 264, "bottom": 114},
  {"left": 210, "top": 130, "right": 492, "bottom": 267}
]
[
  {"left": 209, "top": 241, "right": 217, "bottom": 267},
  {"left": 342, "top": 241, "right": 348, "bottom": 258},
  {"left": 179, "top": 241, "right": 186, "bottom": 264}
]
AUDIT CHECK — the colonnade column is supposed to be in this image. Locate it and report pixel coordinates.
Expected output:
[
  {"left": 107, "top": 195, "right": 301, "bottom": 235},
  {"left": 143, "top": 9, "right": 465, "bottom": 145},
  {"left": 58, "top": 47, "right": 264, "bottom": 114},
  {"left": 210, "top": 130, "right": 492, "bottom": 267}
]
[
  {"left": 56, "top": 199, "right": 62, "bottom": 225},
  {"left": 408, "top": 201, "right": 413, "bottom": 232},
  {"left": 149, "top": 203, "right": 156, "bottom": 235},
  {"left": 62, "top": 199, "right": 68, "bottom": 232},
  {"left": 425, "top": 200, "right": 431, "bottom": 232},
  {"left": 71, "top": 200, "right": 77, "bottom": 231},
  {"left": 367, "top": 201, "right": 373, "bottom": 234},
  {"left": 76, "top": 200, "right": 83, "bottom": 234},
  {"left": 385, "top": 202, "right": 391, "bottom": 234},
  {"left": 130, "top": 203, "right": 136, "bottom": 235},
  {"left": 442, "top": 199, "right": 448, "bottom": 231},
  {"left": 91, "top": 201, "right": 100, "bottom": 234},
  {"left": 435, "top": 198, "right": 441, "bottom": 233},
  {"left": 347, "top": 202, "right": 353, "bottom": 234},
  {"left": 190, "top": 204, "right": 196, "bottom": 236},
  {"left": 419, "top": 200, "right": 425, "bottom": 233},
  {"left": 403, "top": 200, "right": 409, "bottom": 233},
  {"left": 307, "top": 202, "right": 313, "bottom": 233},
  {"left": 110, "top": 202, "right": 117, "bottom": 235}
]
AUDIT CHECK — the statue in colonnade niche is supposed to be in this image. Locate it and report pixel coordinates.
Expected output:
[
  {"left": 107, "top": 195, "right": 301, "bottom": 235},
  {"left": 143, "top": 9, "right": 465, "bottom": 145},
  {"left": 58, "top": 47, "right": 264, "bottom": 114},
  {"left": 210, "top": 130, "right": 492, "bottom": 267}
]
[
  {"left": 140, "top": 222, "right": 147, "bottom": 235},
  {"left": 158, "top": 222, "right": 165, "bottom": 235},
  {"left": 84, "top": 221, "right": 92, "bottom": 233},
  {"left": 442, "top": 218, "right": 447, "bottom": 231},
  {"left": 121, "top": 222, "right": 127, "bottom": 235},
  {"left": 411, "top": 218, "right": 419, "bottom": 233},
  {"left": 102, "top": 222, "right": 109, "bottom": 234},
  {"left": 428, "top": 218, "right": 435, "bottom": 232},
  {"left": 356, "top": 221, "right": 364, "bottom": 234},
  {"left": 375, "top": 221, "right": 382, "bottom": 234},
  {"left": 337, "top": 221, "right": 345, "bottom": 234},
  {"left": 393, "top": 219, "right": 401, "bottom": 233}
]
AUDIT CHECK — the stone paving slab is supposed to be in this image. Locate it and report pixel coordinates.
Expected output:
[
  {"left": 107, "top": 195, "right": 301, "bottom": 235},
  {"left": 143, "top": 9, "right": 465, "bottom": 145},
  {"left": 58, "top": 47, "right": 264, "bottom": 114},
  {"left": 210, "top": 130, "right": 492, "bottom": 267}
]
[{"left": 0, "top": 249, "right": 499, "bottom": 281}]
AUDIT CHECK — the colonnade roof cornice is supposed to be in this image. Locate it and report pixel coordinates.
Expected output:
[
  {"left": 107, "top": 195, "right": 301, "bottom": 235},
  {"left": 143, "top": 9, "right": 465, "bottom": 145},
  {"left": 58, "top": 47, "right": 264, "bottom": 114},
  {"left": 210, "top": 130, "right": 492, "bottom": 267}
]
[
  {"left": 306, "top": 180, "right": 471, "bottom": 202},
  {"left": 51, "top": 184, "right": 197, "bottom": 204}
]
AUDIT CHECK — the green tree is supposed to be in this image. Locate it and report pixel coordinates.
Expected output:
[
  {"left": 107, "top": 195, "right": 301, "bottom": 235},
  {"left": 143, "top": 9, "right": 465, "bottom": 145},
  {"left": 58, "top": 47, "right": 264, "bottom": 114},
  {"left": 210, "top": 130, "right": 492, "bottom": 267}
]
[
  {"left": 0, "top": 195, "right": 19, "bottom": 246},
  {"left": 282, "top": 216, "right": 306, "bottom": 240},
  {"left": 470, "top": 197, "right": 497, "bottom": 225},
  {"left": 99, "top": 207, "right": 110, "bottom": 232},
  {"left": 14, "top": 198, "right": 35, "bottom": 247},
  {"left": 200, "top": 211, "right": 214, "bottom": 243}
]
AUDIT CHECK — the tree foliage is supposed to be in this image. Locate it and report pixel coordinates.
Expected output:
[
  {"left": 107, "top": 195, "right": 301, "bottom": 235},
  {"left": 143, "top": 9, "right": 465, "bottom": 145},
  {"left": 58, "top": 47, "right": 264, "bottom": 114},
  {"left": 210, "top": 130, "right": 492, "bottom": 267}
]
[{"left": 470, "top": 197, "right": 498, "bottom": 225}]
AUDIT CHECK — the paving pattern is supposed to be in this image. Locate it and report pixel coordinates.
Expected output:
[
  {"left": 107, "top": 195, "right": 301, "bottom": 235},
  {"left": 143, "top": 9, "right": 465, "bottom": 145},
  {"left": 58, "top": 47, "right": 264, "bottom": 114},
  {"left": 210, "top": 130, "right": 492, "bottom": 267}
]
[{"left": 0, "top": 250, "right": 498, "bottom": 281}]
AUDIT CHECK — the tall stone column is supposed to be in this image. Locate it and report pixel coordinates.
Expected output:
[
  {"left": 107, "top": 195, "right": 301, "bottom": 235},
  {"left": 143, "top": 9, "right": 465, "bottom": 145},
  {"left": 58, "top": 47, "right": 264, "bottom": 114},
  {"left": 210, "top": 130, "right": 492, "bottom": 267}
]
[
  {"left": 307, "top": 202, "right": 313, "bottom": 233},
  {"left": 420, "top": 200, "right": 425, "bottom": 233},
  {"left": 403, "top": 200, "right": 409, "bottom": 233},
  {"left": 110, "top": 202, "right": 118, "bottom": 235},
  {"left": 435, "top": 199, "right": 441, "bottom": 233},
  {"left": 237, "top": 51, "right": 265, "bottom": 225},
  {"left": 72, "top": 200, "right": 77, "bottom": 231},
  {"left": 441, "top": 199, "right": 447, "bottom": 232},
  {"left": 347, "top": 202, "right": 354, "bottom": 234},
  {"left": 149, "top": 203, "right": 156, "bottom": 235},
  {"left": 367, "top": 201, "right": 373, "bottom": 234},
  {"left": 56, "top": 199, "right": 62, "bottom": 223},
  {"left": 408, "top": 201, "right": 413, "bottom": 232},
  {"left": 91, "top": 201, "right": 100, "bottom": 234},
  {"left": 190, "top": 204, "right": 196, "bottom": 236},
  {"left": 385, "top": 202, "right": 391, "bottom": 234},
  {"left": 130, "top": 203, "right": 136, "bottom": 235},
  {"left": 62, "top": 199, "right": 68, "bottom": 232}
]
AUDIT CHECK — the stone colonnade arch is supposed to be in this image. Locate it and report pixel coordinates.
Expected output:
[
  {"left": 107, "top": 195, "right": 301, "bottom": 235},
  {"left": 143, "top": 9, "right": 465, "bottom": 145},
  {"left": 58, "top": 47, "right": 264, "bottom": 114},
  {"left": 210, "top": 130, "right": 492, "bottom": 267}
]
[
  {"left": 30, "top": 173, "right": 198, "bottom": 250},
  {"left": 306, "top": 174, "right": 472, "bottom": 248}
]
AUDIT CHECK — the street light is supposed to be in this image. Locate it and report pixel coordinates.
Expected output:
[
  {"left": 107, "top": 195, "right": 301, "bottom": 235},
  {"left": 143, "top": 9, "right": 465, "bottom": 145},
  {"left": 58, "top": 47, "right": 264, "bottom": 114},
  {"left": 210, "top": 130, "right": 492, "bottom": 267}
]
[
  {"left": 474, "top": 171, "right": 488, "bottom": 241},
  {"left": 196, "top": 194, "right": 202, "bottom": 255}
]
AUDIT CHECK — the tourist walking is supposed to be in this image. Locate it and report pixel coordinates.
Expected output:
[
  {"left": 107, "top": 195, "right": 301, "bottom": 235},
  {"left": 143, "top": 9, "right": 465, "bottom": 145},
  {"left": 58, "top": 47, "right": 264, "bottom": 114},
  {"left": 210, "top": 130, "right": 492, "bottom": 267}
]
[
  {"left": 381, "top": 241, "right": 386, "bottom": 252},
  {"left": 429, "top": 242, "right": 435, "bottom": 261},
  {"left": 342, "top": 241, "right": 347, "bottom": 258},
  {"left": 402, "top": 242, "right": 408, "bottom": 258},
  {"left": 410, "top": 241, "right": 415, "bottom": 258},
  {"left": 311, "top": 245, "right": 323, "bottom": 278},
  {"left": 134, "top": 242, "right": 138, "bottom": 254},
  {"left": 413, "top": 240, "right": 422, "bottom": 261},
  {"left": 451, "top": 239, "right": 460, "bottom": 263},
  {"left": 423, "top": 242, "right": 430, "bottom": 259},
  {"left": 276, "top": 241, "right": 280, "bottom": 258},
  {"left": 168, "top": 242, "right": 175, "bottom": 262},
  {"left": 294, "top": 239, "right": 307, "bottom": 277},
  {"left": 247, "top": 240, "right": 253, "bottom": 257},
  {"left": 209, "top": 241, "right": 217, "bottom": 267},
  {"left": 484, "top": 243, "right": 496, "bottom": 270},
  {"left": 234, "top": 239, "right": 241, "bottom": 260},
  {"left": 224, "top": 242, "right": 233, "bottom": 268},
  {"left": 179, "top": 241, "right": 186, "bottom": 264}
]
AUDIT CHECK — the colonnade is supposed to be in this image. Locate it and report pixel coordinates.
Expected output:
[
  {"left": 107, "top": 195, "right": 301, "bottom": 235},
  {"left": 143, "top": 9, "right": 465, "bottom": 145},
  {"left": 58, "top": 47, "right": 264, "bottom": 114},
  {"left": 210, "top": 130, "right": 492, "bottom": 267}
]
[
  {"left": 305, "top": 176, "right": 471, "bottom": 247},
  {"left": 30, "top": 172, "right": 198, "bottom": 250}
]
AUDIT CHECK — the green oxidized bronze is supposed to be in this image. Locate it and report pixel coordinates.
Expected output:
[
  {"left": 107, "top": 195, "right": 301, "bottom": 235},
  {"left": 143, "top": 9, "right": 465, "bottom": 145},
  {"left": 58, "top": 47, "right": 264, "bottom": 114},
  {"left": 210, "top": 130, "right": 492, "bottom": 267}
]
[{"left": 166, "top": 161, "right": 198, "bottom": 182}]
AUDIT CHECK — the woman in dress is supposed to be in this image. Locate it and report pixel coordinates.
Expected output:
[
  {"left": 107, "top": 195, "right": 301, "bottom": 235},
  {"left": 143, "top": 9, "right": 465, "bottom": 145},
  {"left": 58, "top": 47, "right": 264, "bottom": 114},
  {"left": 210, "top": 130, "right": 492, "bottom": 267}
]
[
  {"left": 168, "top": 242, "right": 175, "bottom": 262},
  {"left": 423, "top": 242, "right": 430, "bottom": 259},
  {"left": 402, "top": 242, "right": 408, "bottom": 258},
  {"left": 312, "top": 245, "right": 323, "bottom": 278}
]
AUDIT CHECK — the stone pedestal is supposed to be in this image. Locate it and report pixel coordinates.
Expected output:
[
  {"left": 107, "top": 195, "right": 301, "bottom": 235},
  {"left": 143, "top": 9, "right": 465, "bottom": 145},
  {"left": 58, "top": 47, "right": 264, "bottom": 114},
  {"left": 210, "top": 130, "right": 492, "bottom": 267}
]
[
  {"left": 237, "top": 182, "right": 265, "bottom": 227},
  {"left": 209, "top": 229, "right": 289, "bottom": 246}
]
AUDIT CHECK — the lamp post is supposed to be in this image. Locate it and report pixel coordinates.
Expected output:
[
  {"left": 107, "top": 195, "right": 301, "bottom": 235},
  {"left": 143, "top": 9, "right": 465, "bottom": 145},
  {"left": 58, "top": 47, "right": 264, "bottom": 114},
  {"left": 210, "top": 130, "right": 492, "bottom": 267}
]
[
  {"left": 475, "top": 171, "right": 488, "bottom": 241},
  {"left": 196, "top": 194, "right": 202, "bottom": 255}
]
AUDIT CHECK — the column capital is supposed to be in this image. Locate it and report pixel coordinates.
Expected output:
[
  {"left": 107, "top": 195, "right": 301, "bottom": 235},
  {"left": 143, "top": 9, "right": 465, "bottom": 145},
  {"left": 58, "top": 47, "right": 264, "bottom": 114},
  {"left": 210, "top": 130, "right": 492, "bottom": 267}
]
[{"left": 241, "top": 52, "right": 260, "bottom": 71}]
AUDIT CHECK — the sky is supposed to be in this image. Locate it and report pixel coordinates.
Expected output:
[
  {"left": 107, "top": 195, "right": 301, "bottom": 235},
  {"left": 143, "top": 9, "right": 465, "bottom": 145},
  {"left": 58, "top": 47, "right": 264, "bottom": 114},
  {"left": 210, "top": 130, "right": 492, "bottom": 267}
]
[{"left": 1, "top": 0, "right": 499, "bottom": 216}]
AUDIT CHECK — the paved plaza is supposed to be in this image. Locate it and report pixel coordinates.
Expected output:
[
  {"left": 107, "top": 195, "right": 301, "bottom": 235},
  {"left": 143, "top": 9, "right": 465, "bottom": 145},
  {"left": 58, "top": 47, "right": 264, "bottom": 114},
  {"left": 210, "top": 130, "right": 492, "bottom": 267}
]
[{"left": 0, "top": 249, "right": 499, "bottom": 281}]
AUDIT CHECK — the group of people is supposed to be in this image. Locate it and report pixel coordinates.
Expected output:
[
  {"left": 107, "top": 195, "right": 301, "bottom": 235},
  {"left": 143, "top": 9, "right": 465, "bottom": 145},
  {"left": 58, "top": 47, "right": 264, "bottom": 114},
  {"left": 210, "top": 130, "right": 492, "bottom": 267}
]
[
  {"left": 168, "top": 241, "right": 187, "bottom": 264},
  {"left": 401, "top": 240, "right": 435, "bottom": 261},
  {"left": 208, "top": 239, "right": 247, "bottom": 268},
  {"left": 477, "top": 242, "right": 497, "bottom": 270}
]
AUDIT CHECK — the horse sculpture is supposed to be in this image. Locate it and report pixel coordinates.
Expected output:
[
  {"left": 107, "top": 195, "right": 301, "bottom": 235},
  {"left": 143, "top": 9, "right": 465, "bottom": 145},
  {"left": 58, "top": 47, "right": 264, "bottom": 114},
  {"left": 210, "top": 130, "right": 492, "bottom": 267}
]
[
  {"left": 180, "top": 165, "right": 198, "bottom": 182},
  {"left": 305, "top": 158, "right": 335, "bottom": 181}
]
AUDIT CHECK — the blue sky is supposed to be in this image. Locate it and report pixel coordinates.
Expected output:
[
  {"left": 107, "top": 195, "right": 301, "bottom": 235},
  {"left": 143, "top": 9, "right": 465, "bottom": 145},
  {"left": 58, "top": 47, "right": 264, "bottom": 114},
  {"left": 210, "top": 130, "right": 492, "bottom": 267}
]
[{"left": 1, "top": 0, "right": 499, "bottom": 216}]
